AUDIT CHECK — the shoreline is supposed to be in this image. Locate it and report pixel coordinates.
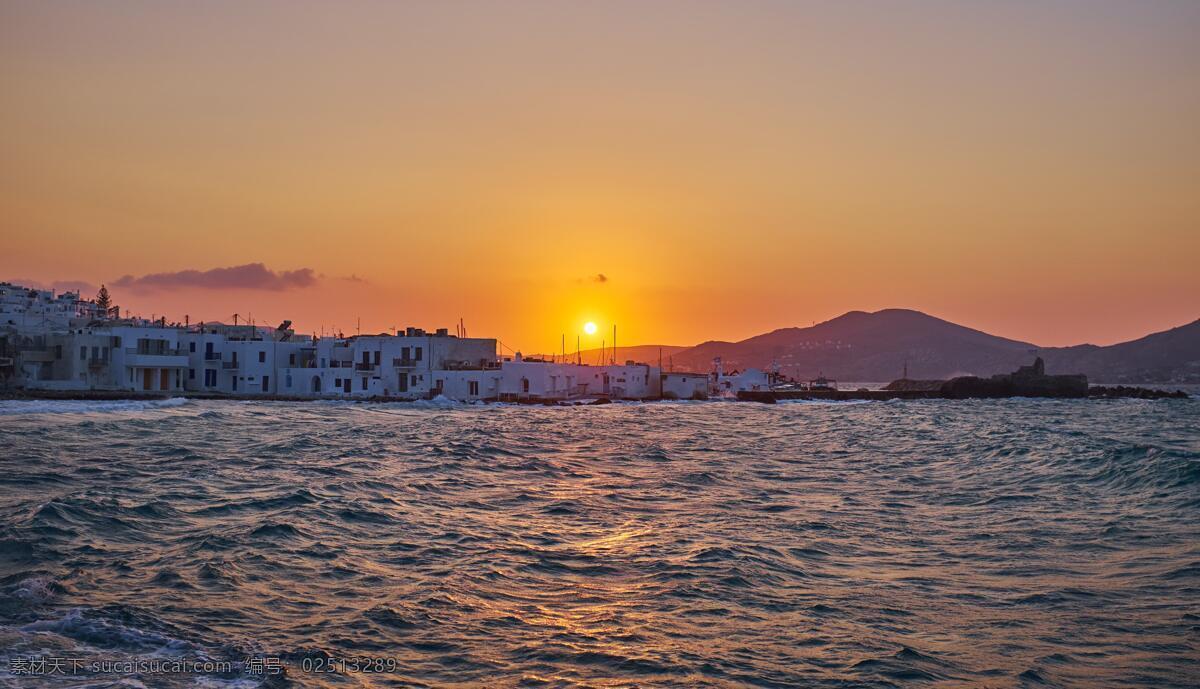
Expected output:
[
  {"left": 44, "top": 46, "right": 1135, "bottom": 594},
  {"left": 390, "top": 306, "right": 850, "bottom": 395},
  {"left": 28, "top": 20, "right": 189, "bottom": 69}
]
[{"left": 0, "top": 386, "right": 1191, "bottom": 405}]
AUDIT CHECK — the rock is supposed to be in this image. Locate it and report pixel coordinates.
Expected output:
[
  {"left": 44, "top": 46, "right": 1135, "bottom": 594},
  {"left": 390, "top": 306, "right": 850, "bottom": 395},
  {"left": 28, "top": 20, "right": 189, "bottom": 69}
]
[
  {"left": 883, "top": 379, "right": 945, "bottom": 392},
  {"left": 940, "top": 358, "right": 1088, "bottom": 398},
  {"left": 1088, "top": 385, "right": 1189, "bottom": 400}
]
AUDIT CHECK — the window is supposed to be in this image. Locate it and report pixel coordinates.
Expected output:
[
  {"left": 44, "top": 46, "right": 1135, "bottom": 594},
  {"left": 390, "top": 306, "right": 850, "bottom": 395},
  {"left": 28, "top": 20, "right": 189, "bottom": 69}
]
[
  {"left": 289, "top": 353, "right": 295, "bottom": 366},
  {"left": 189, "top": 342, "right": 196, "bottom": 352},
  {"left": 262, "top": 376, "right": 270, "bottom": 392},
  {"left": 415, "top": 347, "right": 422, "bottom": 361},
  {"left": 411, "top": 375, "right": 417, "bottom": 386},
  {"left": 189, "top": 368, "right": 195, "bottom": 380},
  {"left": 258, "top": 351, "right": 266, "bottom": 363},
  {"left": 91, "top": 346, "right": 99, "bottom": 360},
  {"left": 361, "top": 377, "right": 367, "bottom": 390},
  {"left": 469, "top": 381, "right": 479, "bottom": 396},
  {"left": 373, "top": 350, "right": 380, "bottom": 365},
  {"left": 80, "top": 346, "right": 87, "bottom": 360},
  {"left": 334, "top": 378, "right": 341, "bottom": 387}
]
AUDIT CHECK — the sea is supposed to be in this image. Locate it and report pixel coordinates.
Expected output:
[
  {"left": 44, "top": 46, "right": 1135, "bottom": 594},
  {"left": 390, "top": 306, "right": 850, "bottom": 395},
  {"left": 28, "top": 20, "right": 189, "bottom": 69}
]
[{"left": 1, "top": 396, "right": 1197, "bottom": 688}]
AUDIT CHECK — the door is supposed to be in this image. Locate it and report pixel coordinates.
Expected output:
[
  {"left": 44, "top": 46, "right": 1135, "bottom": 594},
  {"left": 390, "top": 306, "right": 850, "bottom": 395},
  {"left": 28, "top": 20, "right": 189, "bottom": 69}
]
[
  {"left": 161, "top": 369, "right": 170, "bottom": 390},
  {"left": 142, "top": 369, "right": 152, "bottom": 390},
  {"left": 343, "top": 378, "right": 351, "bottom": 394}
]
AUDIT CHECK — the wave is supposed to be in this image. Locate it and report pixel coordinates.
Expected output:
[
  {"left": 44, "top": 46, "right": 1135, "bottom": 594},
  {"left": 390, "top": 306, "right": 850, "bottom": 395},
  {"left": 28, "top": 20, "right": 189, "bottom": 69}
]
[
  {"left": 1, "top": 398, "right": 1197, "bottom": 688},
  {"left": 0, "top": 397, "right": 191, "bottom": 416}
]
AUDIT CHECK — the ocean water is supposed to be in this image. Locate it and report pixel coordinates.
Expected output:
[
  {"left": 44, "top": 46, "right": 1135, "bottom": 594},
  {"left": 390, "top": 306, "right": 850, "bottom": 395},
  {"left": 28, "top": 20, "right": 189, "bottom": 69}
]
[{"left": 1, "top": 397, "right": 1197, "bottom": 688}]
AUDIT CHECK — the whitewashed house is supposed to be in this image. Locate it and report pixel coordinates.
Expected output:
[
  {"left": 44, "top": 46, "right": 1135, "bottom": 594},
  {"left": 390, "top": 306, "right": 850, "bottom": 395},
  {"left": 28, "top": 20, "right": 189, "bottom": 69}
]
[
  {"left": 715, "top": 368, "right": 772, "bottom": 396},
  {"left": 107, "top": 325, "right": 189, "bottom": 392},
  {"left": 497, "top": 356, "right": 661, "bottom": 401},
  {"left": 180, "top": 323, "right": 312, "bottom": 395},
  {"left": 289, "top": 328, "right": 498, "bottom": 399},
  {"left": 661, "top": 372, "right": 710, "bottom": 400}
]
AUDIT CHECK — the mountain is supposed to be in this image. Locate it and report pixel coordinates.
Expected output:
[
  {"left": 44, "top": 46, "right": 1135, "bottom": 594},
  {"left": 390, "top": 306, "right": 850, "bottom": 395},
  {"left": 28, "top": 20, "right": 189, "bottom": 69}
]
[
  {"left": 1042, "top": 319, "right": 1200, "bottom": 384},
  {"left": 637, "top": 310, "right": 1199, "bottom": 384}
]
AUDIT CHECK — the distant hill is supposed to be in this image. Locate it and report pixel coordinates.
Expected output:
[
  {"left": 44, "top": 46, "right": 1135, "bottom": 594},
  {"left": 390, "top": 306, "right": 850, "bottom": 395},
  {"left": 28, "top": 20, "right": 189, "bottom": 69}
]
[
  {"left": 1042, "top": 319, "right": 1200, "bottom": 384},
  {"left": 655, "top": 310, "right": 1200, "bottom": 384}
]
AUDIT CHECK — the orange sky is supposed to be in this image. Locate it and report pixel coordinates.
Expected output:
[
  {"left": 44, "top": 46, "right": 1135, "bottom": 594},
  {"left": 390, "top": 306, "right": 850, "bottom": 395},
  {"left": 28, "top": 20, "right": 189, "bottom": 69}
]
[{"left": 2, "top": 1, "right": 1197, "bottom": 350}]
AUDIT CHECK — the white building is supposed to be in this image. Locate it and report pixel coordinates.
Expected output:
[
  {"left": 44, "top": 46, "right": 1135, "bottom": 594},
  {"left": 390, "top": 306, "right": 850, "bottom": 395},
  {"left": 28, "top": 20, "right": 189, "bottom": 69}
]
[
  {"left": 497, "top": 356, "right": 660, "bottom": 401},
  {"left": 0, "top": 282, "right": 108, "bottom": 333},
  {"left": 179, "top": 323, "right": 313, "bottom": 395},
  {"left": 277, "top": 328, "right": 499, "bottom": 399},
  {"left": 714, "top": 368, "right": 772, "bottom": 396},
  {"left": 661, "top": 372, "right": 710, "bottom": 400},
  {"left": 0, "top": 279, "right": 683, "bottom": 402}
]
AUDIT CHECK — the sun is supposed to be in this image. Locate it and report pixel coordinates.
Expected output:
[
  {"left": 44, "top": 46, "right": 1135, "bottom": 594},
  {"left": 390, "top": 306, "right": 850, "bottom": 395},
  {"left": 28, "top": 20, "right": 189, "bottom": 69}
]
[{"left": 583, "top": 321, "right": 598, "bottom": 335}]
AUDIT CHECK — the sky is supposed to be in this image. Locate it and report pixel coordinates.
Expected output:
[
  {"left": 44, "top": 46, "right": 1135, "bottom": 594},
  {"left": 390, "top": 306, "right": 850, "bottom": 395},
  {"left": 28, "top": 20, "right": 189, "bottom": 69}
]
[{"left": 2, "top": 0, "right": 1197, "bottom": 351}]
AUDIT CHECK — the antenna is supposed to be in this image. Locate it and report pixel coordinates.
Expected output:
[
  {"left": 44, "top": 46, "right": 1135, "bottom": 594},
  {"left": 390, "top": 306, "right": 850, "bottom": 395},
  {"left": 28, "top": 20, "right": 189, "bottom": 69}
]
[
  {"left": 612, "top": 324, "right": 617, "bottom": 365},
  {"left": 576, "top": 335, "right": 580, "bottom": 365}
]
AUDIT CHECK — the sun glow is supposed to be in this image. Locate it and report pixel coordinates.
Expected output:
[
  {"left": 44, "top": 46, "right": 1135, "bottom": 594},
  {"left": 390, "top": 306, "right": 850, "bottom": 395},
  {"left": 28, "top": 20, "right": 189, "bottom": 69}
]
[{"left": 583, "top": 322, "right": 598, "bottom": 335}]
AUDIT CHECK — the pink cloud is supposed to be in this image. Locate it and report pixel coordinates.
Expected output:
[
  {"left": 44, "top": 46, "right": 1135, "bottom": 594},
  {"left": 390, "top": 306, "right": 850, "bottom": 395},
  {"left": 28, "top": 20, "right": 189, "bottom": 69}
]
[{"left": 112, "top": 263, "right": 317, "bottom": 292}]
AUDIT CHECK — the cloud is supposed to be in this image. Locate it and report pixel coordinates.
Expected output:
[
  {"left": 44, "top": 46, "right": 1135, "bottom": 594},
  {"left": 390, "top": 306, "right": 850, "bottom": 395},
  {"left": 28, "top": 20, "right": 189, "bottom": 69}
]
[
  {"left": 112, "top": 263, "right": 318, "bottom": 292},
  {"left": 330, "top": 273, "right": 370, "bottom": 284},
  {"left": 593, "top": 273, "right": 609, "bottom": 284},
  {"left": 4, "top": 278, "right": 97, "bottom": 294}
]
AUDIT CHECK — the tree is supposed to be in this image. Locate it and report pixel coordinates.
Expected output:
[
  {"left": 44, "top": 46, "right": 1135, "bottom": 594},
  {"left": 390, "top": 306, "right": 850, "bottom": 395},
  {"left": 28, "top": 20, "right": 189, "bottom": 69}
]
[{"left": 95, "top": 285, "right": 111, "bottom": 311}]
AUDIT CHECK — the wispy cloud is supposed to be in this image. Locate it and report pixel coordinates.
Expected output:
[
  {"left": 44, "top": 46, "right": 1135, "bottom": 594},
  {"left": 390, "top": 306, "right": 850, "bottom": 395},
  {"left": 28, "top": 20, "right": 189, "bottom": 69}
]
[
  {"left": 593, "top": 273, "right": 609, "bottom": 284},
  {"left": 4, "top": 278, "right": 97, "bottom": 294},
  {"left": 112, "top": 263, "right": 318, "bottom": 292}
]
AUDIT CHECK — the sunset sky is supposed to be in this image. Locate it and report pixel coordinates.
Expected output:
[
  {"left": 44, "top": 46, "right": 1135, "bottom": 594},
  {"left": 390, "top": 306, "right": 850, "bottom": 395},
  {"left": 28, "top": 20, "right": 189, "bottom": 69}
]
[{"left": 2, "top": 1, "right": 1197, "bottom": 351}]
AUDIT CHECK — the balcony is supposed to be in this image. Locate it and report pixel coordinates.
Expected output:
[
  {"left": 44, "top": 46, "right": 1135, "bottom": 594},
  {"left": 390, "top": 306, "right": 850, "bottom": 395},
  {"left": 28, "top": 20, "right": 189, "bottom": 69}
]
[
  {"left": 355, "top": 362, "right": 378, "bottom": 373},
  {"left": 222, "top": 360, "right": 240, "bottom": 370},
  {"left": 204, "top": 352, "right": 222, "bottom": 362},
  {"left": 124, "top": 348, "right": 189, "bottom": 368},
  {"left": 392, "top": 358, "right": 418, "bottom": 368},
  {"left": 87, "top": 358, "right": 108, "bottom": 370}
]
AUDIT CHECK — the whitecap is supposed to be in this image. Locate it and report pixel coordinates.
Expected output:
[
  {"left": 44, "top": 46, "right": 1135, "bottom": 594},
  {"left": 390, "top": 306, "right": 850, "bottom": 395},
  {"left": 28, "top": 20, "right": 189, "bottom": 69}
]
[{"left": 0, "top": 397, "right": 191, "bottom": 416}]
